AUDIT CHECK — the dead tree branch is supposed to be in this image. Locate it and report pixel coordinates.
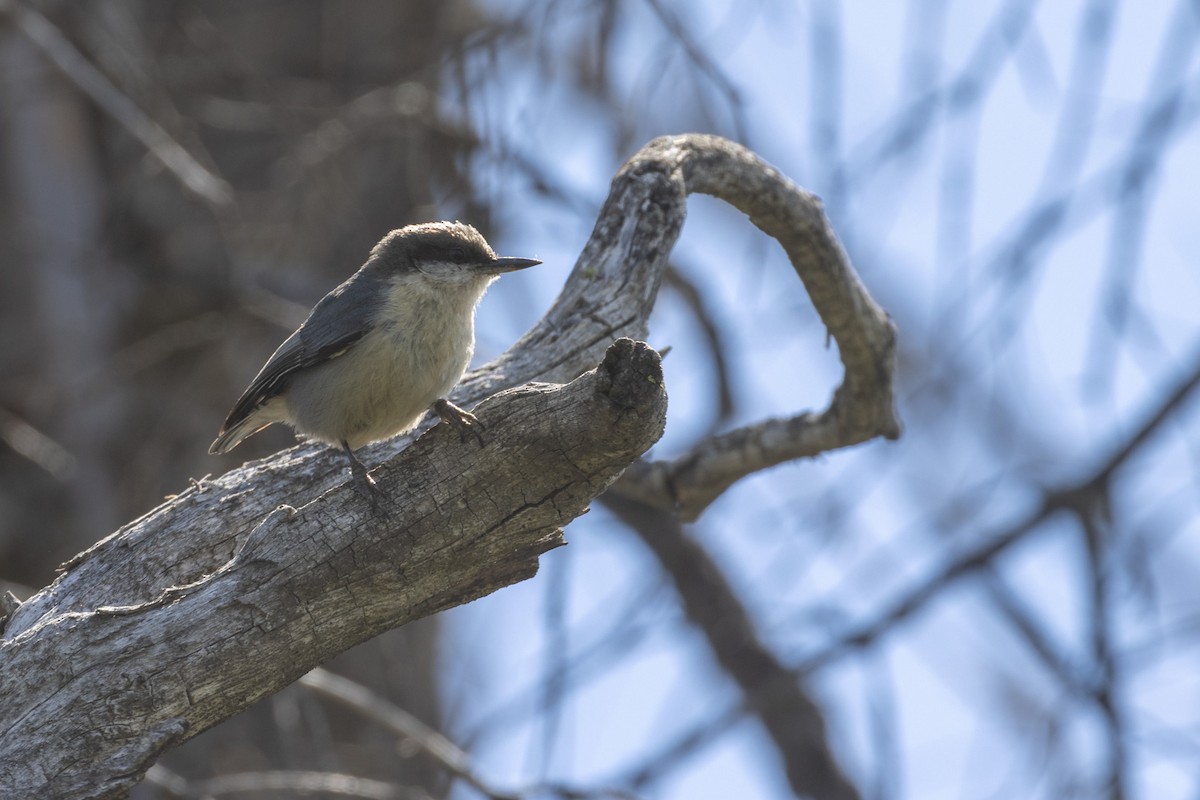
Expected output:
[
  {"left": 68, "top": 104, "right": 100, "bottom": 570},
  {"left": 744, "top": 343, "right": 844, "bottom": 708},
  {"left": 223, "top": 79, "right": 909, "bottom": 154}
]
[
  {"left": 0, "top": 134, "right": 895, "bottom": 798},
  {"left": 602, "top": 136, "right": 900, "bottom": 520},
  {"left": 0, "top": 340, "right": 666, "bottom": 798}
]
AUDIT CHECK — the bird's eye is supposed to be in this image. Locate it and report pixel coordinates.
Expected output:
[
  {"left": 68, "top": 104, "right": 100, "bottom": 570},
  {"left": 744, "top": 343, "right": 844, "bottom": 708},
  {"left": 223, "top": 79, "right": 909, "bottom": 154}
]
[{"left": 450, "top": 247, "right": 467, "bottom": 261}]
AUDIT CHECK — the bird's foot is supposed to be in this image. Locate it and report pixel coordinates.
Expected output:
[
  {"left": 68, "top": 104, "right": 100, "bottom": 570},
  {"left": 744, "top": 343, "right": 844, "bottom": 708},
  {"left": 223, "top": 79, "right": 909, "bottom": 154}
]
[
  {"left": 342, "top": 440, "right": 383, "bottom": 509},
  {"left": 351, "top": 467, "right": 382, "bottom": 508},
  {"left": 433, "top": 398, "right": 486, "bottom": 446}
]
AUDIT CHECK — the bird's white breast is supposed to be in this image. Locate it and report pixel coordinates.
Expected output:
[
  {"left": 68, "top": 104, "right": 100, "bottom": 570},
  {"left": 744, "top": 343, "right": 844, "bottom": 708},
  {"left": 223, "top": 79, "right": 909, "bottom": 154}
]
[{"left": 284, "top": 273, "right": 492, "bottom": 449}]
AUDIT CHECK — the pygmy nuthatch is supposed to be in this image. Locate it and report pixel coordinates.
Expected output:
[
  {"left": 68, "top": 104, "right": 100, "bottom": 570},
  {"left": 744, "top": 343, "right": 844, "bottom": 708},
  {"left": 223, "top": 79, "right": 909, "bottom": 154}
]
[{"left": 209, "top": 221, "right": 541, "bottom": 497}]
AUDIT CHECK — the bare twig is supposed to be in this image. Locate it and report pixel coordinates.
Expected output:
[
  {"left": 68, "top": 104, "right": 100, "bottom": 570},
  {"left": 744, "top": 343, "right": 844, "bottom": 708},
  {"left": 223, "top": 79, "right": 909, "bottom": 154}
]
[
  {"left": 641, "top": 0, "right": 748, "bottom": 143},
  {"left": 844, "top": 0, "right": 1040, "bottom": 193},
  {"left": 0, "top": 405, "right": 76, "bottom": 481},
  {"left": 464, "top": 583, "right": 665, "bottom": 742},
  {"left": 662, "top": 264, "right": 735, "bottom": 426},
  {"left": 146, "top": 766, "right": 434, "bottom": 800},
  {"left": 618, "top": 702, "right": 742, "bottom": 790},
  {"left": 300, "top": 668, "right": 516, "bottom": 800},
  {"left": 299, "top": 668, "right": 644, "bottom": 800},
  {"left": 1080, "top": 506, "right": 1128, "bottom": 800},
  {"left": 605, "top": 494, "right": 861, "bottom": 800},
  {"left": 0, "top": 0, "right": 233, "bottom": 207},
  {"left": 799, "top": 342, "right": 1200, "bottom": 674}
]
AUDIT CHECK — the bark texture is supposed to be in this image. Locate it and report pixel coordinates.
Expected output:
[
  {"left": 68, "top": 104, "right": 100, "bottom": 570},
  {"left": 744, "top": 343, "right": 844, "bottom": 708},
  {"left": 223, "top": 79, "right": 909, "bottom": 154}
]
[
  {"left": 0, "top": 134, "right": 898, "bottom": 798},
  {"left": 0, "top": 340, "right": 666, "bottom": 798}
]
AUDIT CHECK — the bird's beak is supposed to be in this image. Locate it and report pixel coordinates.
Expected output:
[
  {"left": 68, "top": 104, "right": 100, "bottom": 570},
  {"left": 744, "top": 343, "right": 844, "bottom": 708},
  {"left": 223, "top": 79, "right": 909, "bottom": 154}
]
[{"left": 485, "top": 256, "right": 542, "bottom": 274}]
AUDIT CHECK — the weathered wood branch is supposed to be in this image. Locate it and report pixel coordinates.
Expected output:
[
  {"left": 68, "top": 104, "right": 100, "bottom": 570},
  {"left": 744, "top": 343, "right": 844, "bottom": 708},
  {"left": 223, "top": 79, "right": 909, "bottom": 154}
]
[
  {"left": 0, "top": 340, "right": 666, "bottom": 798},
  {"left": 0, "top": 133, "right": 897, "bottom": 798},
  {"left": 603, "top": 136, "right": 900, "bottom": 519}
]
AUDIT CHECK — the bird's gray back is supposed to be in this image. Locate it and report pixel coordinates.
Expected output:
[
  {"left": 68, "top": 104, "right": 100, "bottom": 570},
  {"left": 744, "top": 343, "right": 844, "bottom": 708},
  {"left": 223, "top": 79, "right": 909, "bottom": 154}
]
[
  {"left": 300, "top": 266, "right": 388, "bottom": 357},
  {"left": 217, "top": 264, "right": 389, "bottom": 433}
]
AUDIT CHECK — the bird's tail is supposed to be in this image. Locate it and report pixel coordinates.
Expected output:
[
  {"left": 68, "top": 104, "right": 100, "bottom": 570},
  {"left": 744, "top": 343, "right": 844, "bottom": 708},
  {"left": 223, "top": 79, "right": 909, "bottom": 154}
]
[{"left": 208, "top": 415, "right": 272, "bottom": 455}]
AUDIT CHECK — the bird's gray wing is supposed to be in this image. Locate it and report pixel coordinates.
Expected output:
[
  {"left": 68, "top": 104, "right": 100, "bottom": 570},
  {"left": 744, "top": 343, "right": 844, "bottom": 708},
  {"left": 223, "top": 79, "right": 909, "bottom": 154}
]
[{"left": 217, "top": 272, "right": 385, "bottom": 434}]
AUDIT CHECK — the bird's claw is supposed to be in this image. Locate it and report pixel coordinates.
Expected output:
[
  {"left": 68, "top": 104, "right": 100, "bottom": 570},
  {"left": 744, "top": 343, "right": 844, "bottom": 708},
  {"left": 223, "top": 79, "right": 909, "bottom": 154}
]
[{"left": 433, "top": 398, "right": 486, "bottom": 446}]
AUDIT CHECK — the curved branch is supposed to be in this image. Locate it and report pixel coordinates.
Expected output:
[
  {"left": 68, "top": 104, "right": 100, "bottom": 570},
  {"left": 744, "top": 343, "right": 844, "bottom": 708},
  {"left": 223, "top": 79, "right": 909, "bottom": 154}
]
[{"left": 495, "top": 134, "right": 898, "bottom": 519}]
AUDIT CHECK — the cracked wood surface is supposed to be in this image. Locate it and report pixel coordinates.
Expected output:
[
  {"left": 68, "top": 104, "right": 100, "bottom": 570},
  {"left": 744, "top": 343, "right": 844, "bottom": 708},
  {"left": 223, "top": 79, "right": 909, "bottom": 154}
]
[{"left": 0, "top": 340, "right": 666, "bottom": 799}]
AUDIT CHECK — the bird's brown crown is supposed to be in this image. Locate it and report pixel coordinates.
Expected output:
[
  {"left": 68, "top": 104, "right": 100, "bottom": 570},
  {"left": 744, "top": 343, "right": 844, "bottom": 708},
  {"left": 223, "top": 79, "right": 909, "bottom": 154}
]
[{"left": 370, "top": 221, "right": 495, "bottom": 271}]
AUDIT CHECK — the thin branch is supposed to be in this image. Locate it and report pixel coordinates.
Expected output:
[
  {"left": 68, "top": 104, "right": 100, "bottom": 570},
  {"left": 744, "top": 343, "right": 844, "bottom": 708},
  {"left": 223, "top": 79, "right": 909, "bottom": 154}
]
[
  {"left": 300, "top": 668, "right": 516, "bottom": 800},
  {"left": 302, "top": 668, "right": 644, "bottom": 800},
  {"left": 534, "top": 552, "right": 570, "bottom": 780},
  {"left": 605, "top": 495, "right": 861, "bottom": 800},
  {"left": 0, "top": 405, "right": 76, "bottom": 482},
  {"left": 865, "top": 650, "right": 901, "bottom": 800},
  {"left": 1080, "top": 506, "right": 1128, "bottom": 800},
  {"left": 641, "top": 0, "right": 749, "bottom": 143},
  {"left": 464, "top": 583, "right": 666, "bottom": 743},
  {"left": 615, "top": 411, "right": 857, "bottom": 520},
  {"left": 149, "top": 767, "right": 434, "bottom": 800},
  {"left": 1084, "top": 341, "right": 1200, "bottom": 489},
  {"left": 799, "top": 341, "right": 1200, "bottom": 674},
  {"left": 844, "top": 0, "right": 1040, "bottom": 193},
  {"left": 981, "top": 569, "right": 1096, "bottom": 697},
  {"left": 662, "top": 264, "right": 736, "bottom": 427},
  {"left": 0, "top": 0, "right": 234, "bottom": 208},
  {"left": 617, "top": 702, "right": 742, "bottom": 790}
]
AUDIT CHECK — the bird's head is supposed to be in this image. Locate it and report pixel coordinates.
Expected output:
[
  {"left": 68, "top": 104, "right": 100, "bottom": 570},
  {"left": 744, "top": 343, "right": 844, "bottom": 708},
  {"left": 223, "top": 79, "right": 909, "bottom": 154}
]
[{"left": 371, "top": 221, "right": 541, "bottom": 290}]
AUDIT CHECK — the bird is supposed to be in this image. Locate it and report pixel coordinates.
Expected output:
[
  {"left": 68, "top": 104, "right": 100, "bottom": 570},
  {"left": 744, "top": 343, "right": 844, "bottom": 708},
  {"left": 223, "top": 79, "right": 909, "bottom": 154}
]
[{"left": 209, "top": 221, "right": 541, "bottom": 499}]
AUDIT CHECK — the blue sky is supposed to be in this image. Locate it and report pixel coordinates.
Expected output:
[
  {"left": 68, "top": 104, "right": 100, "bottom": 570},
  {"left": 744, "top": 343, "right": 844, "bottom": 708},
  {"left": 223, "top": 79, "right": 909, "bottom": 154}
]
[{"left": 439, "top": 1, "right": 1200, "bottom": 797}]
